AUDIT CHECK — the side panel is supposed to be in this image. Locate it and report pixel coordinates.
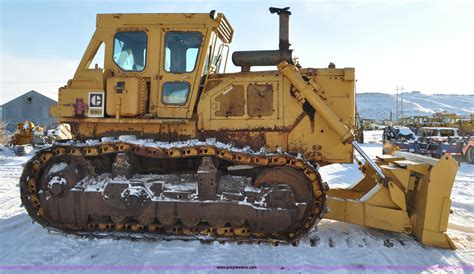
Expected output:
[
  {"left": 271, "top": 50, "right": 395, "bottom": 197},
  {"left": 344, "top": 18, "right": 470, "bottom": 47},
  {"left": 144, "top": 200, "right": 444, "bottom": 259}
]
[
  {"left": 197, "top": 68, "right": 355, "bottom": 164},
  {"left": 105, "top": 77, "right": 143, "bottom": 117},
  {"left": 287, "top": 68, "right": 355, "bottom": 163},
  {"left": 63, "top": 118, "right": 196, "bottom": 140},
  {"left": 198, "top": 73, "right": 284, "bottom": 131}
]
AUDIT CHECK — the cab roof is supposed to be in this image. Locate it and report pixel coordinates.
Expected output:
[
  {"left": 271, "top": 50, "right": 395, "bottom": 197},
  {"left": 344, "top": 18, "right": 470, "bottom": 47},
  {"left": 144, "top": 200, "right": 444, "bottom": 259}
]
[{"left": 96, "top": 12, "right": 233, "bottom": 43}]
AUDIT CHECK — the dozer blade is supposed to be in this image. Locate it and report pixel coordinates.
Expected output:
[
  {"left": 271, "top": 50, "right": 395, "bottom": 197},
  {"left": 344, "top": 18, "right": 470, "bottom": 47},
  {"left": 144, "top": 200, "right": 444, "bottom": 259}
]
[{"left": 324, "top": 151, "right": 458, "bottom": 249}]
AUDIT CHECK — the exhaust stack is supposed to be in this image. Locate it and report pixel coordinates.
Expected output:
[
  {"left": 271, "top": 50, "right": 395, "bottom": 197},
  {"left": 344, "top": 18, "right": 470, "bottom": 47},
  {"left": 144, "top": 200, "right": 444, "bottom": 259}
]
[
  {"left": 232, "top": 7, "right": 298, "bottom": 72},
  {"left": 269, "top": 7, "right": 291, "bottom": 51}
]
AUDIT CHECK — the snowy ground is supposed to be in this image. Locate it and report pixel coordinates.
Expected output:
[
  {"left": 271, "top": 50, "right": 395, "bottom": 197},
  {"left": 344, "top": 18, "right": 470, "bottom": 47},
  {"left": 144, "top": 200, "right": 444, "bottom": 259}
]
[
  {"left": 357, "top": 92, "right": 474, "bottom": 120},
  {"left": 0, "top": 132, "right": 473, "bottom": 272}
]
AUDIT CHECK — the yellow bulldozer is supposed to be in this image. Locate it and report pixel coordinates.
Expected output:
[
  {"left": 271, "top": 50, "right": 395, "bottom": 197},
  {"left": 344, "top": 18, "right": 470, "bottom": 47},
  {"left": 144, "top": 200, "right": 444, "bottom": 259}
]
[
  {"left": 9, "top": 121, "right": 38, "bottom": 146},
  {"left": 10, "top": 121, "right": 74, "bottom": 145},
  {"left": 20, "top": 7, "right": 458, "bottom": 249},
  {"left": 9, "top": 121, "right": 46, "bottom": 155}
]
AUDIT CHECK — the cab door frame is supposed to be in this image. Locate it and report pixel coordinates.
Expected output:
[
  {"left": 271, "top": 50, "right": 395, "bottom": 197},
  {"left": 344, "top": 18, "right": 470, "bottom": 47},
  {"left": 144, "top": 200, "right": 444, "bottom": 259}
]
[{"left": 155, "top": 28, "right": 211, "bottom": 119}]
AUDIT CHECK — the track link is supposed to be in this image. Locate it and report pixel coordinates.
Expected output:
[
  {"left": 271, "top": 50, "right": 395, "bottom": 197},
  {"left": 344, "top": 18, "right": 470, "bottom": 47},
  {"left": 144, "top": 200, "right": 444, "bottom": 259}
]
[{"left": 19, "top": 137, "right": 327, "bottom": 243}]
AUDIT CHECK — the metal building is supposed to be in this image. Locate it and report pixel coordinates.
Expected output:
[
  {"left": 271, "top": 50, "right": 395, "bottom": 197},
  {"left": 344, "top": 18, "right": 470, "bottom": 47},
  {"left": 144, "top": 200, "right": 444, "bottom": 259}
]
[{"left": 1, "top": 90, "right": 57, "bottom": 132}]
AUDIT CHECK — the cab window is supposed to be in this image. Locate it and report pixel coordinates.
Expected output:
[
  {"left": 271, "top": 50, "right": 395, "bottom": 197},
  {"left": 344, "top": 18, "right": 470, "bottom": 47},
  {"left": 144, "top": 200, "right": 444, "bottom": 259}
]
[
  {"left": 113, "top": 32, "right": 147, "bottom": 71},
  {"left": 162, "top": 82, "right": 190, "bottom": 105},
  {"left": 88, "top": 42, "right": 104, "bottom": 69},
  {"left": 420, "top": 129, "right": 438, "bottom": 137},
  {"left": 440, "top": 129, "right": 456, "bottom": 137},
  {"left": 164, "top": 32, "right": 202, "bottom": 73},
  {"left": 204, "top": 32, "right": 225, "bottom": 74}
]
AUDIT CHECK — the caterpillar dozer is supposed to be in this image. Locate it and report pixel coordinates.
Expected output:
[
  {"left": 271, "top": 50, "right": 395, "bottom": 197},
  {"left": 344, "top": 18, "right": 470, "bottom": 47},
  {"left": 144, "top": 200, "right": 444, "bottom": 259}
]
[
  {"left": 10, "top": 121, "right": 38, "bottom": 146},
  {"left": 20, "top": 7, "right": 458, "bottom": 249},
  {"left": 9, "top": 121, "right": 44, "bottom": 155}
]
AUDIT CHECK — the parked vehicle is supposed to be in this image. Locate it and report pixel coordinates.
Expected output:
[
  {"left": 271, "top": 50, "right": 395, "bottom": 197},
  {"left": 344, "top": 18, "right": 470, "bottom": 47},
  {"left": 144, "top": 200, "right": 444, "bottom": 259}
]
[
  {"left": 462, "top": 137, "right": 474, "bottom": 164},
  {"left": 384, "top": 126, "right": 469, "bottom": 164}
]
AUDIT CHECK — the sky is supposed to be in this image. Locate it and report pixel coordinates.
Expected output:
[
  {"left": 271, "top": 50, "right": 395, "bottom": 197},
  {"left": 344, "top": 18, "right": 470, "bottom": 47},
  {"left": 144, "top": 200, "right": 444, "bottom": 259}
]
[{"left": 0, "top": 0, "right": 473, "bottom": 104}]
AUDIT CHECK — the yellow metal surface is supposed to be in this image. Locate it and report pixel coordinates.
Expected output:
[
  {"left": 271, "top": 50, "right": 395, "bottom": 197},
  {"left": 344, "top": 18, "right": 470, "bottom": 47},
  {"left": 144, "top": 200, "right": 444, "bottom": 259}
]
[
  {"left": 62, "top": 118, "right": 197, "bottom": 140},
  {"left": 325, "top": 152, "right": 458, "bottom": 249},
  {"left": 196, "top": 67, "right": 355, "bottom": 163},
  {"left": 277, "top": 62, "right": 355, "bottom": 144},
  {"left": 106, "top": 77, "right": 143, "bottom": 117}
]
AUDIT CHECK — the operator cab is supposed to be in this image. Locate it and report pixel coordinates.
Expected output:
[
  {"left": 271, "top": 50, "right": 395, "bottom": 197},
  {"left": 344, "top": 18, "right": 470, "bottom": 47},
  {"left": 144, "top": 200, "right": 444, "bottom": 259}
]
[{"left": 64, "top": 12, "right": 233, "bottom": 120}]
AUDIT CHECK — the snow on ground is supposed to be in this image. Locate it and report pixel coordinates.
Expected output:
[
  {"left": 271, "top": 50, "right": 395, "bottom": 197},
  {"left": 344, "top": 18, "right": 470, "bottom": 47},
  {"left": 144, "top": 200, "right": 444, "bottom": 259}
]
[
  {"left": 357, "top": 92, "right": 474, "bottom": 120},
  {"left": 363, "top": 130, "right": 384, "bottom": 144},
  {"left": 0, "top": 133, "right": 473, "bottom": 272}
]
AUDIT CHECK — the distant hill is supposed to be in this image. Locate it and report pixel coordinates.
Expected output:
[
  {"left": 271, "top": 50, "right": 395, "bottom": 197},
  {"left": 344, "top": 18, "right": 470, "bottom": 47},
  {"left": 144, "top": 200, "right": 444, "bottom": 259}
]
[{"left": 356, "top": 92, "right": 474, "bottom": 120}]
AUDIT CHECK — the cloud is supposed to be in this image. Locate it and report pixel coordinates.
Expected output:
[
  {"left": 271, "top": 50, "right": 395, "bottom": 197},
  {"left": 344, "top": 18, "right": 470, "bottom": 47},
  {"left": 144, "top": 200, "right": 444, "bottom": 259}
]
[{"left": 0, "top": 54, "right": 76, "bottom": 104}]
